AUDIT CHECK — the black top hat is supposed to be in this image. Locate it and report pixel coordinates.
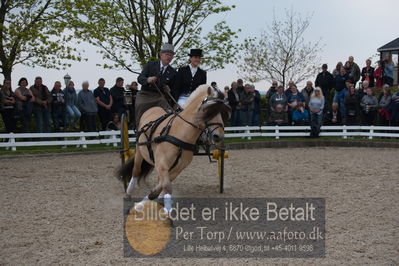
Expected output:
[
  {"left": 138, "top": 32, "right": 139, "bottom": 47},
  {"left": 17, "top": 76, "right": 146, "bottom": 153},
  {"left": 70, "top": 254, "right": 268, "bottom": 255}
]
[{"left": 188, "top": 49, "right": 203, "bottom": 57}]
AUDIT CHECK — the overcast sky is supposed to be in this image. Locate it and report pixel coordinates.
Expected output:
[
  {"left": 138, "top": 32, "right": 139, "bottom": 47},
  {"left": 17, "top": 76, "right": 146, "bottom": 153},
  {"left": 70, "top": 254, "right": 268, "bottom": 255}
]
[{"left": 10, "top": 0, "right": 399, "bottom": 91}]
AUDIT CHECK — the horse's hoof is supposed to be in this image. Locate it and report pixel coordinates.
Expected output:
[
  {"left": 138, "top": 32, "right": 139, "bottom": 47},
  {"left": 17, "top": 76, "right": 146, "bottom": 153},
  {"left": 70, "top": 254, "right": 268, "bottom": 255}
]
[{"left": 124, "top": 193, "right": 131, "bottom": 199}]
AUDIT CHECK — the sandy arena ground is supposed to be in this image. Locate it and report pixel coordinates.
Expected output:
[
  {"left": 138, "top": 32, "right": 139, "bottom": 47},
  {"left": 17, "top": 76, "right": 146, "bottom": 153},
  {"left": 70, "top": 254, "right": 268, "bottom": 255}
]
[{"left": 0, "top": 147, "right": 398, "bottom": 265}]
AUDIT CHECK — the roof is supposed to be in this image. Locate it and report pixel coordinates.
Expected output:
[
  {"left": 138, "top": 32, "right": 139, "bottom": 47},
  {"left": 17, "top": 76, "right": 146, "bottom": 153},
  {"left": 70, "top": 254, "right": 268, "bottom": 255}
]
[{"left": 378, "top": 37, "right": 399, "bottom": 52}]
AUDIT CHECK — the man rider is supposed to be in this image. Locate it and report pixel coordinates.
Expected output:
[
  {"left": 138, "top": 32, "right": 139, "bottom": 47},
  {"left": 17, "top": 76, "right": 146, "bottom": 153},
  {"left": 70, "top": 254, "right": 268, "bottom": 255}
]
[{"left": 136, "top": 43, "right": 177, "bottom": 127}]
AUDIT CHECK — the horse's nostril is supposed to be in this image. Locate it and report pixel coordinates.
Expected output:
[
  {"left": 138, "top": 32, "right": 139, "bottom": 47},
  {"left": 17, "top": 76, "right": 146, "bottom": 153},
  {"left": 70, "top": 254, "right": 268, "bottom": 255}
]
[{"left": 212, "top": 134, "right": 224, "bottom": 142}]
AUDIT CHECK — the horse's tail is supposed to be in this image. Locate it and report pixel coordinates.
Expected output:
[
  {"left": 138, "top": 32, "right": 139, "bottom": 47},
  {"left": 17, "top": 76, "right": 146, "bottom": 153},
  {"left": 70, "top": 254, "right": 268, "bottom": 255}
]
[
  {"left": 136, "top": 160, "right": 153, "bottom": 183},
  {"left": 116, "top": 154, "right": 153, "bottom": 185}
]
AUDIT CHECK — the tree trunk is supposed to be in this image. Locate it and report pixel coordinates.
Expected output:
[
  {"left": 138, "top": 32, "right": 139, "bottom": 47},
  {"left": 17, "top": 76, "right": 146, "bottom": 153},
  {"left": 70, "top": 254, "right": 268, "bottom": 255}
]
[
  {"left": 1, "top": 63, "right": 12, "bottom": 82},
  {"left": 2, "top": 70, "right": 11, "bottom": 81},
  {"left": 282, "top": 75, "right": 286, "bottom": 89}
]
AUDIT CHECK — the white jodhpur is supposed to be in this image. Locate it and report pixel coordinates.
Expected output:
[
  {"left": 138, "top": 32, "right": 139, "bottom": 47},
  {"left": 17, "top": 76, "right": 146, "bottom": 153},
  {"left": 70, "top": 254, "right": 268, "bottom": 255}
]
[{"left": 178, "top": 95, "right": 189, "bottom": 107}]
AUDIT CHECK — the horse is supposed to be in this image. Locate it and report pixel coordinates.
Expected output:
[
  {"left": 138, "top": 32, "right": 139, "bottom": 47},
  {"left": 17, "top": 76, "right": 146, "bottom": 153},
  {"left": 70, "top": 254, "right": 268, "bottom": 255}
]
[{"left": 117, "top": 84, "right": 231, "bottom": 213}]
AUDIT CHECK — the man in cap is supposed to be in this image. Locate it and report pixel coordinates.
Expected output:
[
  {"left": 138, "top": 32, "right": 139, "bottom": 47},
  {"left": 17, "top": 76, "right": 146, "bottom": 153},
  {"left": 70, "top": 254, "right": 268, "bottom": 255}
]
[
  {"left": 174, "top": 49, "right": 207, "bottom": 106},
  {"left": 136, "top": 43, "right": 177, "bottom": 126},
  {"left": 315, "top": 63, "right": 334, "bottom": 110}
]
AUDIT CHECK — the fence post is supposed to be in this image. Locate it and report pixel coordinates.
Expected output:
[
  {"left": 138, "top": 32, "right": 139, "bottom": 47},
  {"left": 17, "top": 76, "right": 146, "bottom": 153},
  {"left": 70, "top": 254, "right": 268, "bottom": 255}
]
[
  {"left": 10, "top": 133, "right": 16, "bottom": 151},
  {"left": 104, "top": 132, "right": 110, "bottom": 146},
  {"left": 112, "top": 133, "right": 118, "bottom": 147},
  {"left": 246, "top": 126, "right": 251, "bottom": 140},
  {"left": 369, "top": 125, "right": 373, "bottom": 140},
  {"left": 275, "top": 125, "right": 279, "bottom": 140},
  {"left": 343, "top": 125, "right": 347, "bottom": 139},
  {"left": 79, "top": 132, "right": 87, "bottom": 149}
]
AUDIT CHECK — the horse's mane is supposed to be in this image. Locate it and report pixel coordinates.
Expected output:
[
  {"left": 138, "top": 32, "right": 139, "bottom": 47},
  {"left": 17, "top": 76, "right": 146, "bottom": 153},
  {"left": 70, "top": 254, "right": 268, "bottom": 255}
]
[
  {"left": 183, "top": 84, "right": 231, "bottom": 123},
  {"left": 183, "top": 84, "right": 209, "bottom": 108}
]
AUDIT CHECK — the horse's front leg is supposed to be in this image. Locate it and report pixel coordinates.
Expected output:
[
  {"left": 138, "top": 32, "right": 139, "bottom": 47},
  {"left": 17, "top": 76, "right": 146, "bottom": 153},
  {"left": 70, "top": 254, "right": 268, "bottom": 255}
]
[
  {"left": 157, "top": 167, "right": 173, "bottom": 214},
  {"left": 135, "top": 167, "right": 172, "bottom": 213}
]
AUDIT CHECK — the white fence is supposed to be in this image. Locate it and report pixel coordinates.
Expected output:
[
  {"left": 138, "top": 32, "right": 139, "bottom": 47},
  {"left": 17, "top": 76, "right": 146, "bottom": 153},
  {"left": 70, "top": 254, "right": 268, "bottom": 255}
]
[
  {"left": 1, "top": 126, "right": 399, "bottom": 151},
  {"left": 225, "top": 125, "right": 399, "bottom": 139},
  {"left": 0, "top": 130, "right": 135, "bottom": 151}
]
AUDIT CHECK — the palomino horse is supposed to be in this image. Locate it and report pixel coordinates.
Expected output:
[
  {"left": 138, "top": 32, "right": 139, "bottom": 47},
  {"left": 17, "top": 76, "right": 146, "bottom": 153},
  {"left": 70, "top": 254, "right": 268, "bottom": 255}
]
[{"left": 117, "top": 84, "right": 231, "bottom": 213}]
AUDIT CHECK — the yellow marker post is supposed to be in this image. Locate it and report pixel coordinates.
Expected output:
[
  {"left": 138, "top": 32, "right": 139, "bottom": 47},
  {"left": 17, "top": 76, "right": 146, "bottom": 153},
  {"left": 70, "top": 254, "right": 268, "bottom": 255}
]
[{"left": 212, "top": 149, "right": 229, "bottom": 193}]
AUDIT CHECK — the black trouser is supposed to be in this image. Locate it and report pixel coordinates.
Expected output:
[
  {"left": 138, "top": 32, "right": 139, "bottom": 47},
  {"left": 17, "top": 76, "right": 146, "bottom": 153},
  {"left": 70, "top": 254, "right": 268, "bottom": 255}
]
[
  {"left": 390, "top": 104, "right": 399, "bottom": 126},
  {"left": 344, "top": 115, "right": 357, "bottom": 126},
  {"left": 294, "top": 119, "right": 309, "bottom": 126},
  {"left": 52, "top": 109, "right": 65, "bottom": 132},
  {"left": 322, "top": 88, "right": 332, "bottom": 111},
  {"left": 98, "top": 108, "right": 112, "bottom": 131},
  {"left": 379, "top": 114, "right": 390, "bottom": 127},
  {"left": 81, "top": 113, "right": 97, "bottom": 132},
  {"left": 1, "top": 108, "right": 16, "bottom": 133},
  {"left": 129, "top": 104, "right": 136, "bottom": 129},
  {"left": 17, "top": 110, "right": 32, "bottom": 133},
  {"left": 310, "top": 113, "right": 323, "bottom": 137},
  {"left": 362, "top": 110, "right": 376, "bottom": 126}
]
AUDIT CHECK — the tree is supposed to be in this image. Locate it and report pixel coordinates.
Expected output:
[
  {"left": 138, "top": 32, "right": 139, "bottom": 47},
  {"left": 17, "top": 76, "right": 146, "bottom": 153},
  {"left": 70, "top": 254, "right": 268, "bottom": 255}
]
[
  {"left": 238, "top": 8, "right": 323, "bottom": 88},
  {"left": 69, "top": 0, "right": 240, "bottom": 73},
  {"left": 0, "top": 0, "right": 82, "bottom": 81}
]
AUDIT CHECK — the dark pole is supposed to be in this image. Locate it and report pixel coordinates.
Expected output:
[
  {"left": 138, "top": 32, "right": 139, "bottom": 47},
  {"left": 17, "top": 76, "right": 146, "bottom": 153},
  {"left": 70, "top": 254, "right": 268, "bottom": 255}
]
[{"left": 220, "top": 149, "right": 225, "bottom": 193}]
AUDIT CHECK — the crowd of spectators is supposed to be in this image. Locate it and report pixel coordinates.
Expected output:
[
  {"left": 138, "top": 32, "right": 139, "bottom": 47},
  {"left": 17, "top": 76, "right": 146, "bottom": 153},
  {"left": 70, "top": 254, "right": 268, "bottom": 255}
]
[
  {"left": 0, "top": 54, "right": 397, "bottom": 136},
  {"left": 0, "top": 77, "right": 138, "bottom": 134},
  {"left": 225, "top": 55, "right": 398, "bottom": 137}
]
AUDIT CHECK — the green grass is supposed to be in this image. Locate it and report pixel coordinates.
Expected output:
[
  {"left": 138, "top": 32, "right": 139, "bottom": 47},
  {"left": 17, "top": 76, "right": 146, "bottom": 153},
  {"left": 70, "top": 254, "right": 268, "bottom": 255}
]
[
  {"left": 224, "top": 136, "right": 399, "bottom": 143},
  {"left": 1, "top": 136, "right": 397, "bottom": 156},
  {"left": 0, "top": 143, "right": 119, "bottom": 156}
]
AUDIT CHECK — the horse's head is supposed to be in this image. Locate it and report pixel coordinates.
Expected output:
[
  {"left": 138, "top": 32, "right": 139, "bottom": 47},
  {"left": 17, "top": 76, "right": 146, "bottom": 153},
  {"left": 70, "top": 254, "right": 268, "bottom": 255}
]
[{"left": 191, "top": 85, "right": 231, "bottom": 146}]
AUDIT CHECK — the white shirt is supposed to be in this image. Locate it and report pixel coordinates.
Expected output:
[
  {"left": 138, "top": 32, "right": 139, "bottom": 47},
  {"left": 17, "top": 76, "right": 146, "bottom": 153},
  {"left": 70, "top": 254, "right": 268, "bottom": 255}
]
[{"left": 189, "top": 64, "right": 198, "bottom": 77}]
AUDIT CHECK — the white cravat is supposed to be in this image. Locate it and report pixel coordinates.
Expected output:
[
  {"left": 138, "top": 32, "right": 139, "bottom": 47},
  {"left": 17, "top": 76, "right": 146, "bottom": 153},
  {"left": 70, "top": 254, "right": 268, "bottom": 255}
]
[{"left": 189, "top": 64, "right": 198, "bottom": 77}]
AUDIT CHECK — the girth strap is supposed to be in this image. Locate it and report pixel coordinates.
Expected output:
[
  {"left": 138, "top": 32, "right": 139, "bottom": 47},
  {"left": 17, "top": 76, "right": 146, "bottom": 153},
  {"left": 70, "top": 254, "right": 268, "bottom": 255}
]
[
  {"left": 153, "top": 135, "right": 197, "bottom": 152},
  {"left": 153, "top": 135, "right": 196, "bottom": 171}
]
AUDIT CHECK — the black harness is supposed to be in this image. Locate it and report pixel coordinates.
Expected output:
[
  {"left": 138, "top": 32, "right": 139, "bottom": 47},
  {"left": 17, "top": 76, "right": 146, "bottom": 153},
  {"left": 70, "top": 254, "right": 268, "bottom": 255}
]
[{"left": 136, "top": 96, "right": 225, "bottom": 171}]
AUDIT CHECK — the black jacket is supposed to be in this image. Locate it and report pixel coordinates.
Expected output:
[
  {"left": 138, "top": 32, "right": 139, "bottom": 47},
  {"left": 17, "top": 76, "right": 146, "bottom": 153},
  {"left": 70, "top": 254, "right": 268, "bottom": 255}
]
[
  {"left": 174, "top": 65, "right": 207, "bottom": 99},
  {"left": 137, "top": 60, "right": 176, "bottom": 94},
  {"left": 110, "top": 85, "right": 125, "bottom": 114},
  {"left": 50, "top": 89, "right": 65, "bottom": 112},
  {"left": 361, "top": 67, "right": 375, "bottom": 87},
  {"left": 239, "top": 91, "right": 255, "bottom": 111},
  {"left": 227, "top": 89, "right": 240, "bottom": 111},
  {"left": 344, "top": 94, "right": 358, "bottom": 116},
  {"left": 315, "top": 71, "right": 335, "bottom": 91}
]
